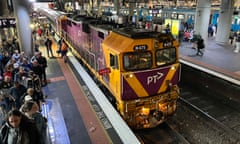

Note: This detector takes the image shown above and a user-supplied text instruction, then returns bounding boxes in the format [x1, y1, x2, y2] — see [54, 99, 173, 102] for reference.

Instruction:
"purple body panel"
[121, 66, 180, 100]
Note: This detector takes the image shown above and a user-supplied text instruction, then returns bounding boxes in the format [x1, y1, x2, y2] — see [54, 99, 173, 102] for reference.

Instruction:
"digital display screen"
[0, 18, 16, 28]
[152, 10, 158, 14]
[178, 14, 184, 19]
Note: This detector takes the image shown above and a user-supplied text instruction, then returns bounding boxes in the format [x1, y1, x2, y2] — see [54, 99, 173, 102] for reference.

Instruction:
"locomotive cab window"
[156, 47, 176, 66]
[110, 54, 118, 69]
[123, 52, 152, 71]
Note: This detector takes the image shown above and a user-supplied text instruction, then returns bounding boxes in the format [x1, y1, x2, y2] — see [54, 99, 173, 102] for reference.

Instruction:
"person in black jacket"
[196, 37, 205, 56]
[20, 101, 47, 144]
[234, 31, 240, 53]
[44, 37, 54, 58]
[35, 52, 48, 86]
[0, 109, 41, 144]
[9, 81, 27, 109]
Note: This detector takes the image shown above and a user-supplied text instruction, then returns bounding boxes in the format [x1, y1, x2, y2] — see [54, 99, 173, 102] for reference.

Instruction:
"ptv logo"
[147, 72, 164, 85]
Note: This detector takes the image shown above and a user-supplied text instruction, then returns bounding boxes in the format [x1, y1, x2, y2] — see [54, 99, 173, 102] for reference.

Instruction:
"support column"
[215, 0, 234, 45]
[12, 0, 33, 57]
[129, 3, 135, 23]
[113, 0, 120, 15]
[194, 0, 211, 43]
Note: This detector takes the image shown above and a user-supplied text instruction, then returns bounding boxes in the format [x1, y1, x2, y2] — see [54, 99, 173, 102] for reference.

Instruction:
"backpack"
[237, 34, 240, 42]
[19, 92, 28, 105]
[198, 39, 205, 49]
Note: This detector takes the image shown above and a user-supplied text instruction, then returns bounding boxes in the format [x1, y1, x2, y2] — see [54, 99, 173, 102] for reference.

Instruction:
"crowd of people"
[35, 25, 69, 61]
[0, 19, 70, 142]
[179, 22, 205, 56]
[0, 32, 49, 143]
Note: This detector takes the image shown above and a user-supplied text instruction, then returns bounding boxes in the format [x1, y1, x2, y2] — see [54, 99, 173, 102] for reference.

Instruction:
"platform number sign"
[0, 18, 16, 28]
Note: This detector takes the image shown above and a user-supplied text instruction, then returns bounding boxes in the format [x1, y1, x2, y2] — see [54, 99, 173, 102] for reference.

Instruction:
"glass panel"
[156, 48, 176, 66]
[123, 52, 152, 71]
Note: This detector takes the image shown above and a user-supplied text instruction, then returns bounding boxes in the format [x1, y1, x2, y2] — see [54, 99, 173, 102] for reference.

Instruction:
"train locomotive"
[38, 8, 181, 129]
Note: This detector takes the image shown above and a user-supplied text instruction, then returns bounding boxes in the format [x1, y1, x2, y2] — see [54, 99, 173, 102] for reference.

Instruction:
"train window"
[123, 52, 152, 71]
[110, 54, 118, 69]
[98, 31, 104, 39]
[156, 48, 176, 66]
[67, 20, 72, 26]
[72, 21, 77, 25]
[82, 23, 90, 33]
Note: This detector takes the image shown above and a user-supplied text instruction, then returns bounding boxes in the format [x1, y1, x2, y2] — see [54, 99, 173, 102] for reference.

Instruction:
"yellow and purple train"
[38, 8, 181, 129]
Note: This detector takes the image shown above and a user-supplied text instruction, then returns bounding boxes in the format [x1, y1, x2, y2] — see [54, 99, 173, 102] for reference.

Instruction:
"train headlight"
[158, 103, 167, 111]
[141, 107, 150, 115]
[126, 73, 134, 78]
[170, 65, 176, 70]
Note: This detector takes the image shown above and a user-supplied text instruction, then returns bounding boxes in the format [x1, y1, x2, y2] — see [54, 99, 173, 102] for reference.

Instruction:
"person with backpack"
[234, 31, 240, 53]
[20, 101, 47, 144]
[196, 37, 205, 56]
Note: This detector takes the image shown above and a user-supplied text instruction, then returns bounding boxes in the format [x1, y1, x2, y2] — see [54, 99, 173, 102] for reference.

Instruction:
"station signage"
[0, 18, 16, 28]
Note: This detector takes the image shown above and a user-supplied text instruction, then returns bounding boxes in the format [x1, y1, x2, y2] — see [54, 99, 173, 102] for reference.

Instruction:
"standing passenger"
[20, 101, 47, 144]
[35, 52, 48, 86]
[196, 37, 205, 56]
[44, 37, 54, 58]
[0, 76, 13, 111]
[212, 24, 217, 37]
[0, 109, 41, 144]
[31, 60, 43, 83]
[234, 31, 240, 53]
[9, 81, 27, 109]
[57, 38, 63, 56]
[61, 40, 68, 63]
[208, 24, 213, 37]
[229, 29, 235, 45]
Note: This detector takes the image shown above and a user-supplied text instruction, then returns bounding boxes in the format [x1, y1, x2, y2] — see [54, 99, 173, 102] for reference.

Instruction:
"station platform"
[40, 48, 112, 144]
[179, 37, 240, 84]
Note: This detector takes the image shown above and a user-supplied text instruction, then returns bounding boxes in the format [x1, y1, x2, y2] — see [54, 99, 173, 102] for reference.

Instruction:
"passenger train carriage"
[38, 8, 181, 129]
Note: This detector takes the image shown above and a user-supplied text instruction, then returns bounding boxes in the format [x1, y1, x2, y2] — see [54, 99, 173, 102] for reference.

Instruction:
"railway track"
[167, 87, 240, 143]
[134, 122, 190, 144]
[166, 63, 240, 144]
[180, 88, 240, 140]
[135, 86, 240, 144]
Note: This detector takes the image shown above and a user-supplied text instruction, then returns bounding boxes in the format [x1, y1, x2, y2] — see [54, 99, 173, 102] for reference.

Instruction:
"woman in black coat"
[0, 109, 41, 144]
[196, 38, 205, 56]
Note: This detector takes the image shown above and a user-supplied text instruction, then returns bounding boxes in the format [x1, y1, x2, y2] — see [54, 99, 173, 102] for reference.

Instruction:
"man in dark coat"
[44, 37, 54, 58]
[35, 52, 48, 86]
[9, 81, 27, 109]
[196, 38, 205, 56]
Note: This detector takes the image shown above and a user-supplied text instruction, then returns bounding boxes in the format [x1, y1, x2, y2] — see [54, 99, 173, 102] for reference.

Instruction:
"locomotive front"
[102, 28, 180, 129]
